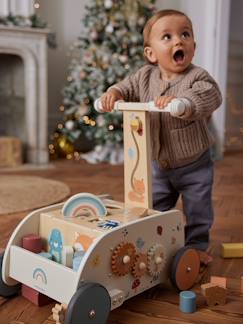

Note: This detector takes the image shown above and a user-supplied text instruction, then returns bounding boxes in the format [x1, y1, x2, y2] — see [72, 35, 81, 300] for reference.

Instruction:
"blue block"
[72, 255, 84, 271]
[74, 250, 85, 258]
[179, 290, 196, 313]
[38, 252, 52, 260]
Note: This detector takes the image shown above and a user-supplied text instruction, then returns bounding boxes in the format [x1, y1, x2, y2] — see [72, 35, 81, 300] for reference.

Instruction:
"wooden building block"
[221, 243, 243, 258]
[201, 282, 226, 306]
[179, 290, 196, 313]
[0, 136, 22, 167]
[21, 284, 53, 306]
[123, 207, 148, 221]
[22, 234, 42, 253]
[72, 255, 83, 271]
[210, 276, 227, 288]
[123, 107, 152, 209]
[61, 246, 74, 268]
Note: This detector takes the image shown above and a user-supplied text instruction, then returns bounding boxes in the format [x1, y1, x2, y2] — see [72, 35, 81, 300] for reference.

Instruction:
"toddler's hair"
[143, 9, 194, 47]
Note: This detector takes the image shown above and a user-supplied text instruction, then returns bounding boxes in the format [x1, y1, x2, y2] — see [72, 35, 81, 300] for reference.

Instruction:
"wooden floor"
[0, 151, 243, 323]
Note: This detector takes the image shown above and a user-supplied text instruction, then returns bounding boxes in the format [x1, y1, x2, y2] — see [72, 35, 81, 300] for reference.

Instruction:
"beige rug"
[0, 175, 70, 215]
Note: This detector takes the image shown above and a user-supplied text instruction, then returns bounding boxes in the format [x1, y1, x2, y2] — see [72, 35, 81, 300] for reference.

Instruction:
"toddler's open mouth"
[173, 50, 185, 64]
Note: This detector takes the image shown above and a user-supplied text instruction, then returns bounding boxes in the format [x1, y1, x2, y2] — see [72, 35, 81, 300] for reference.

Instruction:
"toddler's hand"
[154, 95, 176, 109]
[100, 89, 124, 112]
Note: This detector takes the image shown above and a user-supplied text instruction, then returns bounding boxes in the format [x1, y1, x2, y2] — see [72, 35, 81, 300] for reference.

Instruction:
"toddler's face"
[144, 15, 195, 80]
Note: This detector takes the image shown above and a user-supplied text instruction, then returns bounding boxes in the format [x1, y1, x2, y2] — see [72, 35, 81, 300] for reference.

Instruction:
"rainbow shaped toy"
[62, 193, 107, 218]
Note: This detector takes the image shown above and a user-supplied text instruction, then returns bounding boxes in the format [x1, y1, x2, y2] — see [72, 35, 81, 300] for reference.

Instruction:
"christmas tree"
[50, 0, 156, 164]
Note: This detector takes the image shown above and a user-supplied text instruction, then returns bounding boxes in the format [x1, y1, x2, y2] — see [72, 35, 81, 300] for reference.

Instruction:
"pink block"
[21, 284, 53, 306]
[22, 234, 42, 253]
[210, 276, 227, 288]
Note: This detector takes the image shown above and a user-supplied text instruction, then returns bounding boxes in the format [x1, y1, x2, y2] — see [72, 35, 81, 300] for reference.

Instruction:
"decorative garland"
[0, 13, 47, 29]
[0, 13, 56, 48]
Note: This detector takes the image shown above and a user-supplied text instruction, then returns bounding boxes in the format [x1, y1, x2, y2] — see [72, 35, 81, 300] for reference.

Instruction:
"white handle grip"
[94, 98, 124, 112]
[94, 98, 189, 117]
[148, 99, 186, 116]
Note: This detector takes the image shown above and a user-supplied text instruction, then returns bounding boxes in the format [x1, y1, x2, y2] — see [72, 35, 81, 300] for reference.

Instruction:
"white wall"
[39, 0, 86, 131]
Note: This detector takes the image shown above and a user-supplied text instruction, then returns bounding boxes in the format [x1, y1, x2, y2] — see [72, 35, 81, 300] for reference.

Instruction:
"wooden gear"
[52, 303, 67, 324]
[111, 242, 136, 276]
[131, 253, 148, 278]
[147, 244, 166, 277]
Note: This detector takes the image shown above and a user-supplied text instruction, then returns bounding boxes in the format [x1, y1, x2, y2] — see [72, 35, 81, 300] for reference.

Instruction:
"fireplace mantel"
[0, 26, 50, 164]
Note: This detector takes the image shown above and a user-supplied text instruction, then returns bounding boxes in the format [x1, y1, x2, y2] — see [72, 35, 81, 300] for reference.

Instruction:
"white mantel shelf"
[0, 25, 50, 34]
[0, 26, 50, 164]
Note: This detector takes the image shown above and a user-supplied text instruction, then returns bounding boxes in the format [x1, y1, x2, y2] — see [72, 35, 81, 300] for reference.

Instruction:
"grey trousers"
[152, 150, 214, 251]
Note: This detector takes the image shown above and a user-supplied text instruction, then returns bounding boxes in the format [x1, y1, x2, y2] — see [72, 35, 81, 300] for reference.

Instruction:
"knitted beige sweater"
[110, 63, 222, 168]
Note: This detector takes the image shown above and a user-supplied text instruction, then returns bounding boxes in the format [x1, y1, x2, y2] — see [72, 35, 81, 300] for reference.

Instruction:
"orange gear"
[111, 242, 136, 276]
[131, 253, 148, 278]
[147, 244, 166, 277]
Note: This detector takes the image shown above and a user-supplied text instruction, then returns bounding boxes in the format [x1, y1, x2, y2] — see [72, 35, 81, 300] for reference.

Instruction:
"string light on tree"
[34, 2, 40, 9]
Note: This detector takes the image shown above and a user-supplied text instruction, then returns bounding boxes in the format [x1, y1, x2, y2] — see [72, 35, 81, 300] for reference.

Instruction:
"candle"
[10, 0, 34, 16]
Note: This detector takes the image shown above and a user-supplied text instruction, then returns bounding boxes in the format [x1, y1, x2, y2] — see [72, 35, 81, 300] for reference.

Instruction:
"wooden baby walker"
[0, 100, 200, 324]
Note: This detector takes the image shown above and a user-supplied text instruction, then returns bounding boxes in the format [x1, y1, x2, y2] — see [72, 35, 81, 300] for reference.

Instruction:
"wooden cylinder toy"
[179, 290, 196, 313]
[61, 246, 74, 268]
[22, 234, 42, 253]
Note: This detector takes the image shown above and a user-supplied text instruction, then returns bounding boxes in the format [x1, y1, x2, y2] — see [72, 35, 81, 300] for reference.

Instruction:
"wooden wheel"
[0, 251, 20, 297]
[65, 283, 111, 324]
[170, 247, 200, 291]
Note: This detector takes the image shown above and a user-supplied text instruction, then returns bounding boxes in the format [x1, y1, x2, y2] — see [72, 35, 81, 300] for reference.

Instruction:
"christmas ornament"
[65, 120, 75, 131]
[104, 0, 113, 9]
[55, 135, 74, 157]
[105, 24, 114, 33]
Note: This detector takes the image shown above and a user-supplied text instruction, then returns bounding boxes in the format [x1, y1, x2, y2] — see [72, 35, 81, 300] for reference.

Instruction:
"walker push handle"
[94, 98, 189, 117]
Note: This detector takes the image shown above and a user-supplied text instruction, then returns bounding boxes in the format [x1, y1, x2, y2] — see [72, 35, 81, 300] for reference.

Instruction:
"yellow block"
[221, 243, 243, 258]
[0, 136, 22, 167]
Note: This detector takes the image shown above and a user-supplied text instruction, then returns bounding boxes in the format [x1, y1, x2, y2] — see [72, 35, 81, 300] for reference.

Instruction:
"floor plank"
[0, 151, 243, 323]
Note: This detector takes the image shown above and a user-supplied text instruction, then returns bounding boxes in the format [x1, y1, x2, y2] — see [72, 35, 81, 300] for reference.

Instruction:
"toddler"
[100, 9, 222, 264]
